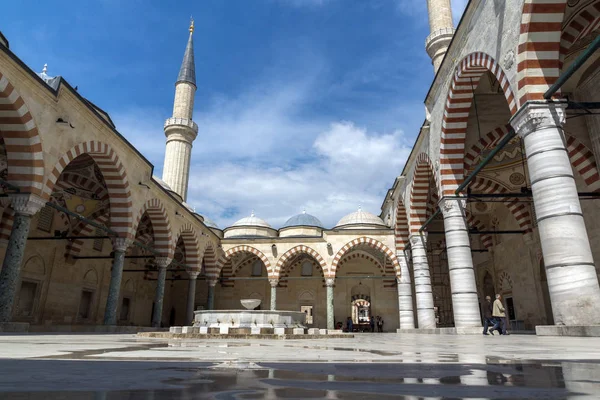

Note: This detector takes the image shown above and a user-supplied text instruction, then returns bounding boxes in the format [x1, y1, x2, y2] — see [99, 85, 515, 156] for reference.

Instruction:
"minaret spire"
[162, 20, 199, 202]
[425, 0, 455, 73]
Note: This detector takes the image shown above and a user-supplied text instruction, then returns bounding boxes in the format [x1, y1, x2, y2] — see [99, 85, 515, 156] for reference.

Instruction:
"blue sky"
[4, 0, 467, 228]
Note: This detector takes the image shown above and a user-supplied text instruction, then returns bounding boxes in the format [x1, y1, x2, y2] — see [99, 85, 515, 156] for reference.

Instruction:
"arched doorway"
[350, 284, 371, 332]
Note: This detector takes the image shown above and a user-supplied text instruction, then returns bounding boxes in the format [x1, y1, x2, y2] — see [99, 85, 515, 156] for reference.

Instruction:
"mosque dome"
[202, 215, 220, 230]
[231, 211, 272, 228]
[335, 207, 387, 229]
[282, 211, 324, 228]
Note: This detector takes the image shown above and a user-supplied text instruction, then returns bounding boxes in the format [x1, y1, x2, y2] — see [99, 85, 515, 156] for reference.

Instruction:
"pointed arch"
[42, 141, 133, 239]
[330, 237, 400, 278]
[0, 72, 45, 194]
[201, 241, 218, 278]
[463, 124, 513, 176]
[132, 199, 174, 259]
[336, 250, 385, 276]
[176, 223, 201, 270]
[440, 52, 517, 196]
[215, 245, 272, 278]
[274, 245, 327, 279]
[409, 153, 439, 234]
[560, 2, 600, 69]
[395, 199, 409, 252]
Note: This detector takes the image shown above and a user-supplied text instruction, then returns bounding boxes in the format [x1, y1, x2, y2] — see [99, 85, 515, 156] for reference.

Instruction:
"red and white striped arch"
[463, 125, 513, 176]
[470, 176, 534, 233]
[330, 237, 400, 278]
[465, 212, 493, 249]
[0, 72, 44, 194]
[394, 200, 409, 252]
[336, 251, 386, 276]
[278, 258, 325, 288]
[214, 245, 273, 279]
[274, 245, 327, 278]
[176, 223, 201, 270]
[0, 207, 14, 242]
[409, 153, 439, 234]
[201, 242, 218, 278]
[517, 0, 568, 103]
[42, 141, 133, 239]
[132, 199, 174, 259]
[560, 1, 600, 68]
[441, 52, 517, 196]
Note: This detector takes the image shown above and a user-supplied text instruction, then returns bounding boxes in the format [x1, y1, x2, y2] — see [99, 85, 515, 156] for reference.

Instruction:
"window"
[119, 297, 131, 321]
[301, 261, 313, 276]
[16, 281, 37, 317]
[78, 290, 93, 319]
[36, 206, 54, 233]
[251, 260, 262, 276]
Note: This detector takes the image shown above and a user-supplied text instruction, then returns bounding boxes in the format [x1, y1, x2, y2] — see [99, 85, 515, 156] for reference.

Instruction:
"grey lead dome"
[282, 212, 324, 228]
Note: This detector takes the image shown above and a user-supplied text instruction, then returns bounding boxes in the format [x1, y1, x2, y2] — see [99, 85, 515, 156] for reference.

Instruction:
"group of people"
[483, 294, 508, 335]
[344, 315, 384, 333]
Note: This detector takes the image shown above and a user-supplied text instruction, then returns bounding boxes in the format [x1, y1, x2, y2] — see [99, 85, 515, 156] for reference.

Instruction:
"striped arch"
[132, 199, 174, 259]
[470, 176, 534, 233]
[394, 199, 409, 253]
[215, 245, 273, 278]
[42, 141, 133, 239]
[560, 1, 600, 68]
[409, 153, 439, 234]
[201, 242, 218, 278]
[274, 245, 327, 279]
[0, 72, 44, 194]
[330, 237, 400, 278]
[336, 251, 386, 276]
[517, 0, 568, 103]
[463, 125, 513, 176]
[465, 211, 493, 249]
[0, 207, 14, 243]
[176, 223, 201, 270]
[441, 52, 517, 196]
[279, 258, 325, 288]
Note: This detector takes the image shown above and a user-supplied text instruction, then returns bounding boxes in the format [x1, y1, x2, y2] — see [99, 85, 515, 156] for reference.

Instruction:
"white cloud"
[187, 121, 411, 229]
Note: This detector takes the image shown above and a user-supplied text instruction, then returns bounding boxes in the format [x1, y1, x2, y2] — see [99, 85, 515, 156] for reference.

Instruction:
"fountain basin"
[194, 310, 306, 329]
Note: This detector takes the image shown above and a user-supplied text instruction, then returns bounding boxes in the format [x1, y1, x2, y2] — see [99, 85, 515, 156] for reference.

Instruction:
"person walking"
[370, 315, 375, 332]
[491, 294, 506, 335]
[482, 296, 494, 335]
[346, 316, 353, 333]
[377, 316, 384, 332]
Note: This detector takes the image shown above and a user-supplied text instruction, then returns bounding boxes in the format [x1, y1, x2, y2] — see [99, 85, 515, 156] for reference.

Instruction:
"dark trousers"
[491, 317, 506, 334]
[483, 317, 494, 334]
[377, 325, 383, 332]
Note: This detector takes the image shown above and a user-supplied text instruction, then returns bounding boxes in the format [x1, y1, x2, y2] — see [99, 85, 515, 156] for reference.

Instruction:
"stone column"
[269, 279, 278, 311]
[186, 270, 200, 325]
[151, 257, 171, 328]
[397, 251, 415, 329]
[326, 278, 335, 330]
[440, 198, 481, 328]
[103, 238, 131, 325]
[207, 280, 216, 310]
[0, 194, 45, 323]
[409, 234, 436, 329]
[512, 101, 600, 326]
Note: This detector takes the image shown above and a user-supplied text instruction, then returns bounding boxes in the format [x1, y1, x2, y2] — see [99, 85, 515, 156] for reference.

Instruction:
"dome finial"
[302, 208, 306, 214]
[189, 16, 194, 34]
[42, 63, 48, 74]
[251, 210, 255, 217]
[358, 204, 362, 212]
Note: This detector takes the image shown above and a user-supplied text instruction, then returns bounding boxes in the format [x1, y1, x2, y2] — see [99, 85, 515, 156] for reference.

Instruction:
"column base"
[0, 322, 29, 333]
[536, 325, 600, 337]
[397, 327, 482, 335]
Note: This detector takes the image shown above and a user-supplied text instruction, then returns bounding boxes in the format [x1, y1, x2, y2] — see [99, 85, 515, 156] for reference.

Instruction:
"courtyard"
[0, 332, 599, 398]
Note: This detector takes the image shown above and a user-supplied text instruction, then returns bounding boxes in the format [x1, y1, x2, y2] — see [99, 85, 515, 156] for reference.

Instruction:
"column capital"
[111, 237, 132, 253]
[268, 278, 279, 288]
[187, 269, 200, 279]
[409, 234, 427, 247]
[511, 101, 567, 138]
[325, 278, 335, 287]
[8, 193, 45, 216]
[438, 197, 466, 216]
[207, 279, 218, 287]
[155, 257, 172, 268]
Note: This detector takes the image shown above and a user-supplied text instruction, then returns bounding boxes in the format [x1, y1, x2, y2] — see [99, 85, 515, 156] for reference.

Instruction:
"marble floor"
[0, 332, 599, 398]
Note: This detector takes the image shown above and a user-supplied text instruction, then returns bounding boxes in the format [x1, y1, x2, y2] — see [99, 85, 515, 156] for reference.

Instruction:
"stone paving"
[0, 332, 599, 398]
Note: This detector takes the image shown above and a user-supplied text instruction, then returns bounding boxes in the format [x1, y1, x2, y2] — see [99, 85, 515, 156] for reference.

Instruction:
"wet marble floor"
[0, 333, 599, 398]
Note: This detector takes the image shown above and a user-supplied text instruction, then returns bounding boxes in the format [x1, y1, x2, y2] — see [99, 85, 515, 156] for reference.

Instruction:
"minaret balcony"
[425, 27, 455, 58]
[164, 117, 199, 134]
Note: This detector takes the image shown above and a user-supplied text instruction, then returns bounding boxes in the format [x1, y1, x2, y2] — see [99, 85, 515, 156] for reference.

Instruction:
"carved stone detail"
[8, 193, 45, 216]
[325, 278, 335, 287]
[111, 237, 132, 253]
[511, 102, 567, 138]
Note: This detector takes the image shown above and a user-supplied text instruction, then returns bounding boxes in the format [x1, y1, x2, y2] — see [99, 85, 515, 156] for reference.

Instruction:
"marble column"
[440, 198, 481, 328]
[186, 270, 199, 325]
[103, 238, 131, 325]
[326, 278, 335, 330]
[207, 280, 216, 310]
[409, 234, 436, 329]
[512, 101, 600, 326]
[269, 279, 278, 311]
[0, 194, 45, 323]
[397, 251, 415, 329]
[151, 257, 171, 328]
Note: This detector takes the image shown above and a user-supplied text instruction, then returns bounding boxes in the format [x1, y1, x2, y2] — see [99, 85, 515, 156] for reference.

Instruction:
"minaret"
[162, 19, 198, 202]
[425, 0, 455, 73]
